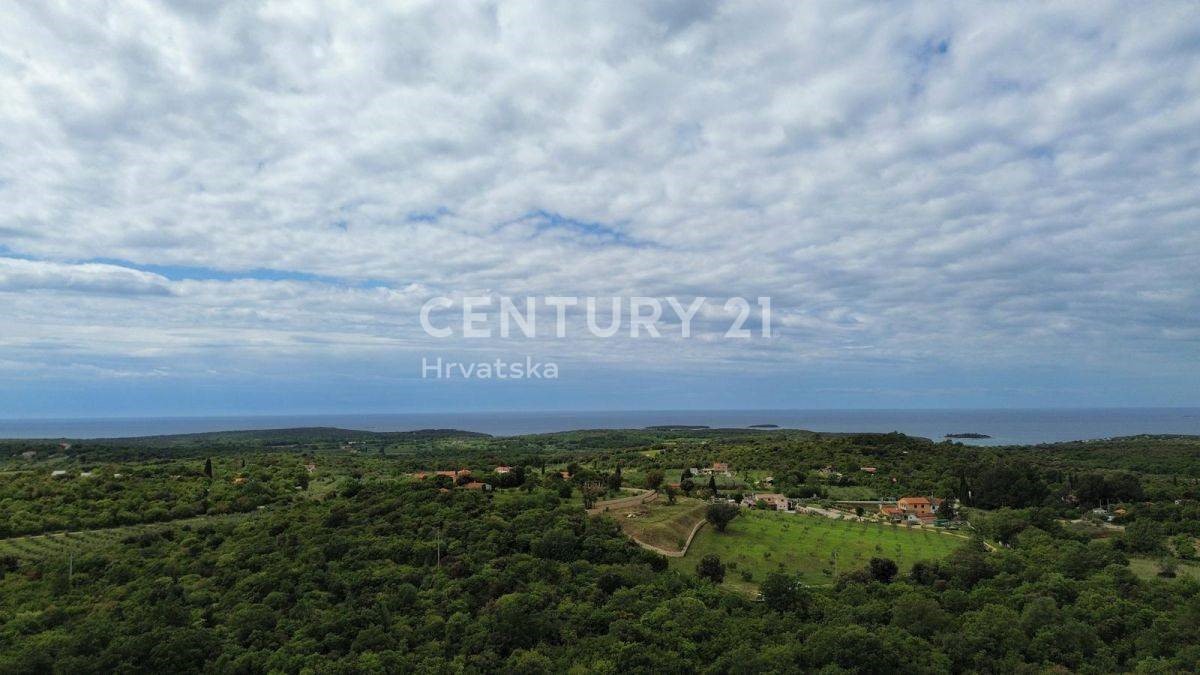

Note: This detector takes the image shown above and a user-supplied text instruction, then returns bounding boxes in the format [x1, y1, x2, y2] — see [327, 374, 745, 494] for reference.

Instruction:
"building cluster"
[409, 467, 502, 491]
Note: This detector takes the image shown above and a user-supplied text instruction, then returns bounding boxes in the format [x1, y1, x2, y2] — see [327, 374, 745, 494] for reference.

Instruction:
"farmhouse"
[860, 466, 877, 474]
[462, 481, 491, 491]
[883, 496, 944, 523]
[50, 469, 68, 478]
[494, 466, 512, 474]
[702, 462, 731, 476]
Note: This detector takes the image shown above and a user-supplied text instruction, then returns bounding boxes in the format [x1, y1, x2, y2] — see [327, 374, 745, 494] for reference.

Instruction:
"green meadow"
[1128, 556, 1200, 582]
[673, 509, 965, 593]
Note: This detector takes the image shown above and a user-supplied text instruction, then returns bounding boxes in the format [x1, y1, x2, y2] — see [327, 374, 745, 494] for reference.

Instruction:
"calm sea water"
[0, 408, 1198, 445]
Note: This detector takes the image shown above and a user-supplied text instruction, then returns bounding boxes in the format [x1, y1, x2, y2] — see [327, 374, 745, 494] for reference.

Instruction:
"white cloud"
[0, 1, 1197, 396]
[0, 257, 171, 295]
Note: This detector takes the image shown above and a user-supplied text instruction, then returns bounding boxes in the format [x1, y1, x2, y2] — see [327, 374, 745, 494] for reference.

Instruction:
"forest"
[1, 428, 1199, 673]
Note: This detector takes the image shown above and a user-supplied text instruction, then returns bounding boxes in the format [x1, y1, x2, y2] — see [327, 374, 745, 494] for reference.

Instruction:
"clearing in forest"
[673, 509, 964, 593]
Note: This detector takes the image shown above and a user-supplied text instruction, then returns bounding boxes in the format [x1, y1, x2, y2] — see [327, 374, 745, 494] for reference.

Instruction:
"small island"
[749, 424, 780, 428]
[945, 432, 991, 439]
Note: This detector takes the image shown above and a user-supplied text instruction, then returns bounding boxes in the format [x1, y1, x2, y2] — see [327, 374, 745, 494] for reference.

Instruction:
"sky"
[1, 1, 1198, 417]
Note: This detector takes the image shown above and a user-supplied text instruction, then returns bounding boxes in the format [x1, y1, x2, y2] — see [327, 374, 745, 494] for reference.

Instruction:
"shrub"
[697, 554, 725, 583]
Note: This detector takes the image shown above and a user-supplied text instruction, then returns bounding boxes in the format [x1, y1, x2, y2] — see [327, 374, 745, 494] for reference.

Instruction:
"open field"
[0, 511, 259, 562]
[607, 496, 708, 553]
[1128, 556, 1200, 582]
[672, 509, 965, 593]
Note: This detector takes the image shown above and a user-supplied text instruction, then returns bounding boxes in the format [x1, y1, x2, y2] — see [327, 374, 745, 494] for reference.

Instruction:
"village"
[405, 458, 960, 531]
[671, 461, 958, 527]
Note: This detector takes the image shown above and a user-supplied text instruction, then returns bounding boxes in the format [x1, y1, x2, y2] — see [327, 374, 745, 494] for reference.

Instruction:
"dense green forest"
[2, 428, 1199, 672]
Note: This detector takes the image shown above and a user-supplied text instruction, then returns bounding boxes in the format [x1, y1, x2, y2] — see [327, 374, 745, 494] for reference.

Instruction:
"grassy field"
[1128, 556, 1200, 582]
[608, 496, 708, 553]
[672, 509, 965, 593]
[0, 511, 259, 562]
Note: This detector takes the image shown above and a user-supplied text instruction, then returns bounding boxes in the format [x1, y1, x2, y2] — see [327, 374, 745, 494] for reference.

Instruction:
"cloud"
[0, 258, 172, 296]
[0, 1, 1197, 409]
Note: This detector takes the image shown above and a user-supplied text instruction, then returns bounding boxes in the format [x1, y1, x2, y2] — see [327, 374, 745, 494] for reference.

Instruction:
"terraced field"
[608, 496, 708, 554]
[672, 509, 966, 593]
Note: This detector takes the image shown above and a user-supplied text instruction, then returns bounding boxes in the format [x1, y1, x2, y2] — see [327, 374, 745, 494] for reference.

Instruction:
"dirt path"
[587, 488, 656, 515]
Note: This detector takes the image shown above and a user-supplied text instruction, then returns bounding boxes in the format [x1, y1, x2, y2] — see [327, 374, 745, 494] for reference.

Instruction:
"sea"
[0, 408, 1198, 446]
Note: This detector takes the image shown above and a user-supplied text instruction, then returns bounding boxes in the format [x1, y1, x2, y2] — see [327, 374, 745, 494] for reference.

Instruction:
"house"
[711, 462, 730, 473]
[494, 466, 512, 474]
[462, 481, 491, 491]
[894, 496, 943, 523]
[559, 470, 571, 480]
[79, 471, 94, 478]
[753, 493, 789, 511]
[412, 471, 430, 480]
[436, 469, 472, 479]
[860, 467, 877, 474]
[21, 451, 36, 460]
[880, 505, 905, 522]
[233, 476, 247, 485]
[305, 463, 317, 474]
[50, 469, 68, 478]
